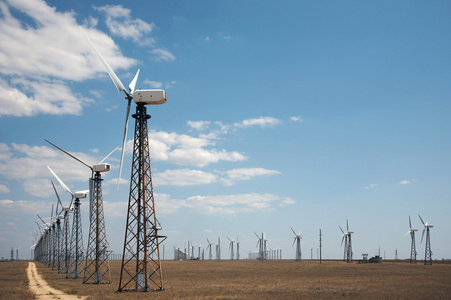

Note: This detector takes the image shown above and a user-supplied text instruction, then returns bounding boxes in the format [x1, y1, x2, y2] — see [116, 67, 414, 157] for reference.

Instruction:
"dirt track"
[27, 262, 86, 300]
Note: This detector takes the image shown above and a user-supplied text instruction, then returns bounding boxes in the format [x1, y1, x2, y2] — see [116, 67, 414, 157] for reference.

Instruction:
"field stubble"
[2, 259, 451, 299]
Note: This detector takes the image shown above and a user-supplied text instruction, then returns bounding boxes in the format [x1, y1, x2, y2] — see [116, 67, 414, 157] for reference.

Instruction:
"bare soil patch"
[27, 261, 86, 299]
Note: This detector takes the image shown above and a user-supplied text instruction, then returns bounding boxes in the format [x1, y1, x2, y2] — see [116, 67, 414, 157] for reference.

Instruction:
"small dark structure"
[368, 255, 382, 263]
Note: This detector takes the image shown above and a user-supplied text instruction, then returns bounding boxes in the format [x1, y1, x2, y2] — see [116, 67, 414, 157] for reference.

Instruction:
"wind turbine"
[48, 166, 87, 278]
[82, 29, 167, 292]
[419, 215, 433, 265]
[50, 180, 73, 275]
[206, 238, 215, 260]
[254, 232, 266, 261]
[291, 227, 302, 261]
[227, 237, 235, 260]
[404, 216, 418, 264]
[45, 140, 115, 284]
[339, 220, 353, 263]
[49, 182, 65, 272]
[236, 237, 240, 260]
[216, 237, 221, 260]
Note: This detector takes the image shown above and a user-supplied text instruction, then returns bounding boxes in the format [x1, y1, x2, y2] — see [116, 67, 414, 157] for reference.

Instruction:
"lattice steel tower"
[406, 216, 417, 264]
[118, 103, 166, 292]
[419, 215, 433, 266]
[68, 198, 84, 279]
[424, 228, 432, 265]
[83, 172, 111, 284]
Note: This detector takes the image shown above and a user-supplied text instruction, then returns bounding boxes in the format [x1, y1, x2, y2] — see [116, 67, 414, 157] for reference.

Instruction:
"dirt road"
[27, 262, 86, 300]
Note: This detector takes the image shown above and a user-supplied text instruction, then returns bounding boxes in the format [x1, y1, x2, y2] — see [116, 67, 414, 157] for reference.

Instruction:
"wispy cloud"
[153, 193, 294, 216]
[150, 48, 176, 62]
[154, 169, 218, 186]
[364, 183, 378, 190]
[154, 167, 281, 187]
[290, 115, 303, 122]
[234, 116, 281, 128]
[95, 5, 155, 45]
[220, 168, 281, 186]
[400, 179, 415, 185]
[0, 184, 10, 193]
[187, 121, 211, 131]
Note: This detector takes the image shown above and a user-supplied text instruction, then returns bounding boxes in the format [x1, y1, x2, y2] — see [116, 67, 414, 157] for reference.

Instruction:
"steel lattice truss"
[410, 231, 417, 264]
[118, 104, 165, 292]
[424, 228, 432, 265]
[56, 219, 63, 272]
[68, 199, 84, 279]
[345, 235, 353, 263]
[62, 212, 70, 275]
[83, 173, 111, 284]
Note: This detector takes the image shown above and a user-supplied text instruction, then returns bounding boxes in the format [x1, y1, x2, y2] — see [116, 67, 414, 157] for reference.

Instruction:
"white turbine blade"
[409, 215, 412, 229]
[418, 214, 425, 226]
[81, 28, 129, 96]
[118, 100, 131, 187]
[290, 227, 297, 236]
[129, 69, 140, 94]
[47, 166, 73, 196]
[292, 238, 296, 247]
[421, 228, 425, 243]
[404, 230, 411, 237]
[45, 139, 92, 170]
[99, 146, 119, 164]
[339, 225, 344, 234]
[50, 181, 64, 211]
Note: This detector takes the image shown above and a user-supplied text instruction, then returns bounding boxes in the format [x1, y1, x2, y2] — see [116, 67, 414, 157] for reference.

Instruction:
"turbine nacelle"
[93, 163, 111, 173]
[133, 90, 167, 105]
[74, 190, 89, 199]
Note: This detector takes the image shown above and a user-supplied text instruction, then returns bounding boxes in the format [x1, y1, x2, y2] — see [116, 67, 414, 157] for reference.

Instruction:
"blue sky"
[0, 0, 450, 261]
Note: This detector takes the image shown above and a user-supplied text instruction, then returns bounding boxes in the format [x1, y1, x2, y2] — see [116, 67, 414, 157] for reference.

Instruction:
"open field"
[2, 259, 451, 299]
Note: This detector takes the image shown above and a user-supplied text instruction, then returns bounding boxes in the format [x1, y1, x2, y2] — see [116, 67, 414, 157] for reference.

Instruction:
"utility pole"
[319, 229, 322, 264]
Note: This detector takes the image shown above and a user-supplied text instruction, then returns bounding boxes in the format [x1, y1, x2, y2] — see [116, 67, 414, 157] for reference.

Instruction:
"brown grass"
[3, 259, 451, 299]
[0, 261, 35, 300]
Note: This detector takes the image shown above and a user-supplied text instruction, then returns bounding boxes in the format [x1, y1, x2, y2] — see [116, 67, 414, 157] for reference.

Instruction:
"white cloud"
[220, 168, 281, 186]
[149, 130, 247, 167]
[0, 184, 10, 193]
[400, 180, 415, 185]
[0, 143, 105, 196]
[187, 121, 211, 131]
[154, 169, 218, 186]
[0, 0, 136, 117]
[151, 193, 294, 216]
[364, 183, 378, 189]
[143, 80, 163, 88]
[0, 198, 56, 216]
[186, 193, 293, 215]
[150, 48, 176, 62]
[234, 116, 281, 128]
[95, 5, 155, 45]
[0, 78, 88, 117]
[290, 116, 303, 122]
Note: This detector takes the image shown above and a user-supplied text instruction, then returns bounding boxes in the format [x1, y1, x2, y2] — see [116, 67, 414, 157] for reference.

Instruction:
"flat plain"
[2, 259, 451, 299]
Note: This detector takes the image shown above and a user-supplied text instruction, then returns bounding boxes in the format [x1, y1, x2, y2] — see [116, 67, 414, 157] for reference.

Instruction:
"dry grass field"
[2, 259, 451, 299]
